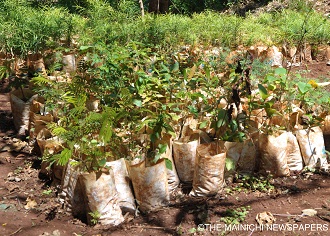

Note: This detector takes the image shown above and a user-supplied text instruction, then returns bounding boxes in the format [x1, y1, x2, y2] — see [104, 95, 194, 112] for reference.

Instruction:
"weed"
[220, 206, 250, 225]
[227, 175, 275, 193]
[42, 189, 53, 195]
[14, 166, 23, 175]
[88, 210, 100, 225]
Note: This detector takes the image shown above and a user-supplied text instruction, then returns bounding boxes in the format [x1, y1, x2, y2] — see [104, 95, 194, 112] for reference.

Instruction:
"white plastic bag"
[106, 159, 136, 214]
[287, 132, 303, 171]
[295, 126, 328, 168]
[129, 159, 169, 212]
[10, 88, 38, 135]
[59, 161, 86, 219]
[80, 169, 124, 226]
[259, 131, 290, 177]
[190, 142, 226, 197]
[173, 138, 199, 183]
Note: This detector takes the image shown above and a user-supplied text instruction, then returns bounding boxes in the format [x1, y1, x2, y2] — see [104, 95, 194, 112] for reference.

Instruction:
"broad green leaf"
[265, 74, 277, 83]
[199, 120, 208, 129]
[98, 158, 106, 168]
[274, 67, 287, 76]
[225, 158, 235, 171]
[90, 139, 98, 144]
[297, 81, 312, 94]
[153, 153, 161, 163]
[165, 158, 173, 170]
[158, 143, 168, 154]
[170, 61, 179, 72]
[150, 133, 160, 143]
[133, 99, 142, 107]
[267, 84, 276, 91]
[258, 84, 269, 100]
[79, 45, 93, 51]
[265, 100, 274, 108]
[217, 109, 227, 128]
[81, 137, 88, 142]
[265, 108, 277, 118]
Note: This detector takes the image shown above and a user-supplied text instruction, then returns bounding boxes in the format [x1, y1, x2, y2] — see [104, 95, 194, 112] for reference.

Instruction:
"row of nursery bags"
[57, 125, 328, 226]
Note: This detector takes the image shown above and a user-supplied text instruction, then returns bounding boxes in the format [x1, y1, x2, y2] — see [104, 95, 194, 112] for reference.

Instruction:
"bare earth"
[0, 61, 330, 236]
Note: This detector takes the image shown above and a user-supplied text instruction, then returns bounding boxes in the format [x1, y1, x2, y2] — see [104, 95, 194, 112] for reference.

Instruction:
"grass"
[1, 0, 330, 55]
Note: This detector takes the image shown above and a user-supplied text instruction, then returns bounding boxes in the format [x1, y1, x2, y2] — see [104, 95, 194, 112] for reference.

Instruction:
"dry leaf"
[24, 198, 38, 210]
[256, 211, 276, 225]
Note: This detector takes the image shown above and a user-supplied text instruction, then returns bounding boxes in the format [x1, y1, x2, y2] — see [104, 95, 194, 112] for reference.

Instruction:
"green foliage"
[88, 210, 101, 225]
[220, 206, 250, 225]
[0, 0, 83, 55]
[228, 175, 275, 193]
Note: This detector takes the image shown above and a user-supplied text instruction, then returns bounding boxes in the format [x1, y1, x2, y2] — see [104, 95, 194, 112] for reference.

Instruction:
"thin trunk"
[149, 0, 169, 14]
[139, 0, 145, 18]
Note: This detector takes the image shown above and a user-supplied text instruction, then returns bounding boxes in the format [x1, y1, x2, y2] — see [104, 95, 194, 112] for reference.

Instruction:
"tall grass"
[0, 0, 329, 54]
[78, 7, 330, 50]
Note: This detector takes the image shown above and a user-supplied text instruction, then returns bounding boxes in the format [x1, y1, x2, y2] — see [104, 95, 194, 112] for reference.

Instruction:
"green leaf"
[79, 45, 93, 51]
[100, 119, 112, 143]
[153, 152, 161, 163]
[297, 82, 312, 94]
[90, 139, 98, 144]
[158, 143, 168, 154]
[133, 99, 142, 107]
[258, 84, 269, 100]
[217, 109, 227, 128]
[267, 84, 276, 91]
[170, 61, 179, 72]
[150, 133, 160, 143]
[199, 120, 208, 129]
[265, 108, 277, 118]
[98, 158, 106, 168]
[165, 158, 173, 170]
[274, 67, 287, 76]
[55, 148, 72, 166]
[225, 158, 235, 171]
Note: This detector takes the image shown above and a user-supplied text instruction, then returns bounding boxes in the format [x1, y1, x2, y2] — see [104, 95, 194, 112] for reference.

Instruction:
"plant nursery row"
[5, 41, 330, 225]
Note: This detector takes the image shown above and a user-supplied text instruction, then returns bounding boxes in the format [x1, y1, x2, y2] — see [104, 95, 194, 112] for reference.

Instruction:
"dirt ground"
[0, 61, 330, 236]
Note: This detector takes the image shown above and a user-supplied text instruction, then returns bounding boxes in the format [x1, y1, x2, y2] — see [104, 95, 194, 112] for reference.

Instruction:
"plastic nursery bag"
[173, 137, 199, 183]
[106, 159, 136, 214]
[79, 169, 124, 226]
[237, 139, 258, 174]
[155, 134, 180, 192]
[129, 159, 169, 212]
[223, 139, 257, 177]
[190, 142, 226, 197]
[321, 115, 330, 135]
[59, 161, 86, 220]
[259, 131, 290, 177]
[295, 126, 328, 168]
[286, 132, 303, 171]
[10, 88, 38, 135]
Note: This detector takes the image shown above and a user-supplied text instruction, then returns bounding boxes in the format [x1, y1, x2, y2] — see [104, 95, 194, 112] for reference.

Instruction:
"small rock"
[302, 209, 317, 216]
[7, 177, 15, 182]
[14, 177, 22, 182]
[52, 230, 61, 236]
[7, 172, 14, 178]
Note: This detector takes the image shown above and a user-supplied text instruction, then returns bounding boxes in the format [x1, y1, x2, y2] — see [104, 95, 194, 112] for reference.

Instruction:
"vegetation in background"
[0, 0, 329, 55]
